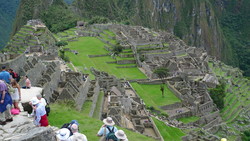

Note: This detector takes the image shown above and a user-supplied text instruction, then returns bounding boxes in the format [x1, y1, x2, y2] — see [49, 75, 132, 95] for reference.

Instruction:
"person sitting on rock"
[56, 128, 71, 141]
[97, 117, 118, 139]
[0, 80, 13, 125]
[22, 76, 31, 89]
[30, 97, 49, 127]
[10, 79, 21, 111]
[68, 124, 88, 141]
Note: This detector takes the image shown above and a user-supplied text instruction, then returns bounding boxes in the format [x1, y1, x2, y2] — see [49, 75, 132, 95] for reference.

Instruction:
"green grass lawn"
[65, 37, 146, 80]
[131, 83, 181, 112]
[92, 92, 104, 119]
[48, 102, 157, 141]
[177, 116, 200, 124]
[152, 117, 186, 141]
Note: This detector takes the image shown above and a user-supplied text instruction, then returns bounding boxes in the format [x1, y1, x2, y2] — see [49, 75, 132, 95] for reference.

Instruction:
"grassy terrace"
[177, 116, 200, 124]
[131, 83, 181, 113]
[152, 117, 186, 141]
[49, 102, 156, 141]
[65, 37, 146, 80]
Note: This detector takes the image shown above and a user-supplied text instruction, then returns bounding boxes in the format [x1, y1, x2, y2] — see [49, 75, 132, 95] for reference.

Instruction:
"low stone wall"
[116, 65, 136, 68]
[166, 82, 184, 101]
[149, 117, 164, 141]
[0, 54, 26, 73]
[88, 54, 109, 58]
[160, 102, 182, 110]
[117, 60, 136, 64]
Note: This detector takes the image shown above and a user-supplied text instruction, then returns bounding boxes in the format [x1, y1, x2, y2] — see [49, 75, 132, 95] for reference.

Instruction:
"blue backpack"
[106, 127, 118, 141]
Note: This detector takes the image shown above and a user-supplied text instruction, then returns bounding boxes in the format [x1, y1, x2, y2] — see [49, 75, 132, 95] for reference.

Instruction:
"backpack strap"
[107, 126, 112, 133]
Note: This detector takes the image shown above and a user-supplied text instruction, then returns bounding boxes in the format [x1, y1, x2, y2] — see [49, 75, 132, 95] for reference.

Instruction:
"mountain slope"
[0, 0, 19, 49]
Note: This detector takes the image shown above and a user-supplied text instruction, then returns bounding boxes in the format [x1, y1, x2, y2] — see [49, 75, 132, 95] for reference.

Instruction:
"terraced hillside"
[4, 22, 57, 54]
[209, 59, 250, 140]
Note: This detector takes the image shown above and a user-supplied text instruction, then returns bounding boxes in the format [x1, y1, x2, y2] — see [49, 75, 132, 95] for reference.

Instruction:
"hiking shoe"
[0, 121, 6, 125]
[5, 118, 13, 122]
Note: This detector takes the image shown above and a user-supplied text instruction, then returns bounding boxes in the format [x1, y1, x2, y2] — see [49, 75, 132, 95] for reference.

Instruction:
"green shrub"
[209, 84, 226, 109]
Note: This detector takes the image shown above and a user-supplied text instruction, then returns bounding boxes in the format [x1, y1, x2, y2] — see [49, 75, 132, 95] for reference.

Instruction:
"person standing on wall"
[0, 80, 13, 125]
[0, 66, 11, 84]
[10, 79, 21, 111]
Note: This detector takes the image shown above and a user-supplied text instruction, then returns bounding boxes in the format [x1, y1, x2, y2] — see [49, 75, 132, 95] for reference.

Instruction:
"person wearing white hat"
[68, 124, 88, 141]
[221, 138, 227, 141]
[97, 117, 118, 138]
[56, 128, 71, 141]
[30, 97, 49, 127]
[115, 130, 128, 141]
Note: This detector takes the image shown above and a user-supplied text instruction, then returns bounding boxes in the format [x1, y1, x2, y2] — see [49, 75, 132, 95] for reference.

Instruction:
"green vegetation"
[92, 92, 104, 119]
[218, 0, 250, 76]
[64, 37, 146, 79]
[209, 84, 226, 110]
[56, 41, 68, 47]
[154, 67, 169, 97]
[0, 0, 19, 49]
[131, 83, 180, 112]
[177, 116, 200, 124]
[241, 129, 250, 141]
[48, 101, 157, 141]
[152, 117, 186, 141]
[40, 2, 77, 33]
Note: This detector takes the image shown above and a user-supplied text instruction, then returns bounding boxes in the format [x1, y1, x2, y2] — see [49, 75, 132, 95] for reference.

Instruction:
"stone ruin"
[5, 20, 57, 59]
[91, 68, 163, 140]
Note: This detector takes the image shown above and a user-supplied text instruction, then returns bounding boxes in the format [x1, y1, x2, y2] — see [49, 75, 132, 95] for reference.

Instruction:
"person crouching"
[30, 97, 49, 127]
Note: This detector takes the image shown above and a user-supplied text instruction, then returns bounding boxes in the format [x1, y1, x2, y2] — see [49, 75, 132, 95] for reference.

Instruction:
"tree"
[56, 41, 68, 47]
[112, 43, 123, 56]
[153, 67, 169, 97]
[209, 84, 226, 110]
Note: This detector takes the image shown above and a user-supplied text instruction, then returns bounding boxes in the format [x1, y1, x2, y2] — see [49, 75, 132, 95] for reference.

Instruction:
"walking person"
[10, 79, 21, 111]
[0, 80, 13, 125]
[115, 130, 128, 141]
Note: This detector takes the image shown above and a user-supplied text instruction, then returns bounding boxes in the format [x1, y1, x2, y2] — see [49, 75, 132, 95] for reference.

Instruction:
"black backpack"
[106, 127, 118, 141]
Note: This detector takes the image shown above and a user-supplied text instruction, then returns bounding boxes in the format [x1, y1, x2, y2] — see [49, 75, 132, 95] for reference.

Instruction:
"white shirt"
[39, 98, 47, 106]
[68, 132, 88, 141]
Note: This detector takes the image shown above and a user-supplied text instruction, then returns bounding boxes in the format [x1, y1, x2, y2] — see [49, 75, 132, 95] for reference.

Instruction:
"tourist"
[30, 97, 49, 127]
[10, 79, 21, 111]
[68, 124, 88, 141]
[61, 120, 79, 136]
[56, 128, 71, 141]
[36, 94, 47, 106]
[0, 80, 13, 125]
[221, 138, 227, 141]
[115, 130, 128, 141]
[28, 94, 47, 117]
[0, 66, 11, 84]
[97, 117, 118, 139]
[8, 69, 20, 82]
[22, 76, 31, 89]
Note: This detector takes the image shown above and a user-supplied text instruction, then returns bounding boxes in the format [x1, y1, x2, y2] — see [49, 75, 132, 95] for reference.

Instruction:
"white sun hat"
[103, 117, 115, 126]
[30, 97, 39, 105]
[115, 130, 127, 140]
[56, 128, 70, 141]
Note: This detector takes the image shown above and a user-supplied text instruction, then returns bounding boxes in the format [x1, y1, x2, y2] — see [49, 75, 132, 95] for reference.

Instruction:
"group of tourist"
[0, 66, 31, 125]
[56, 117, 128, 141]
